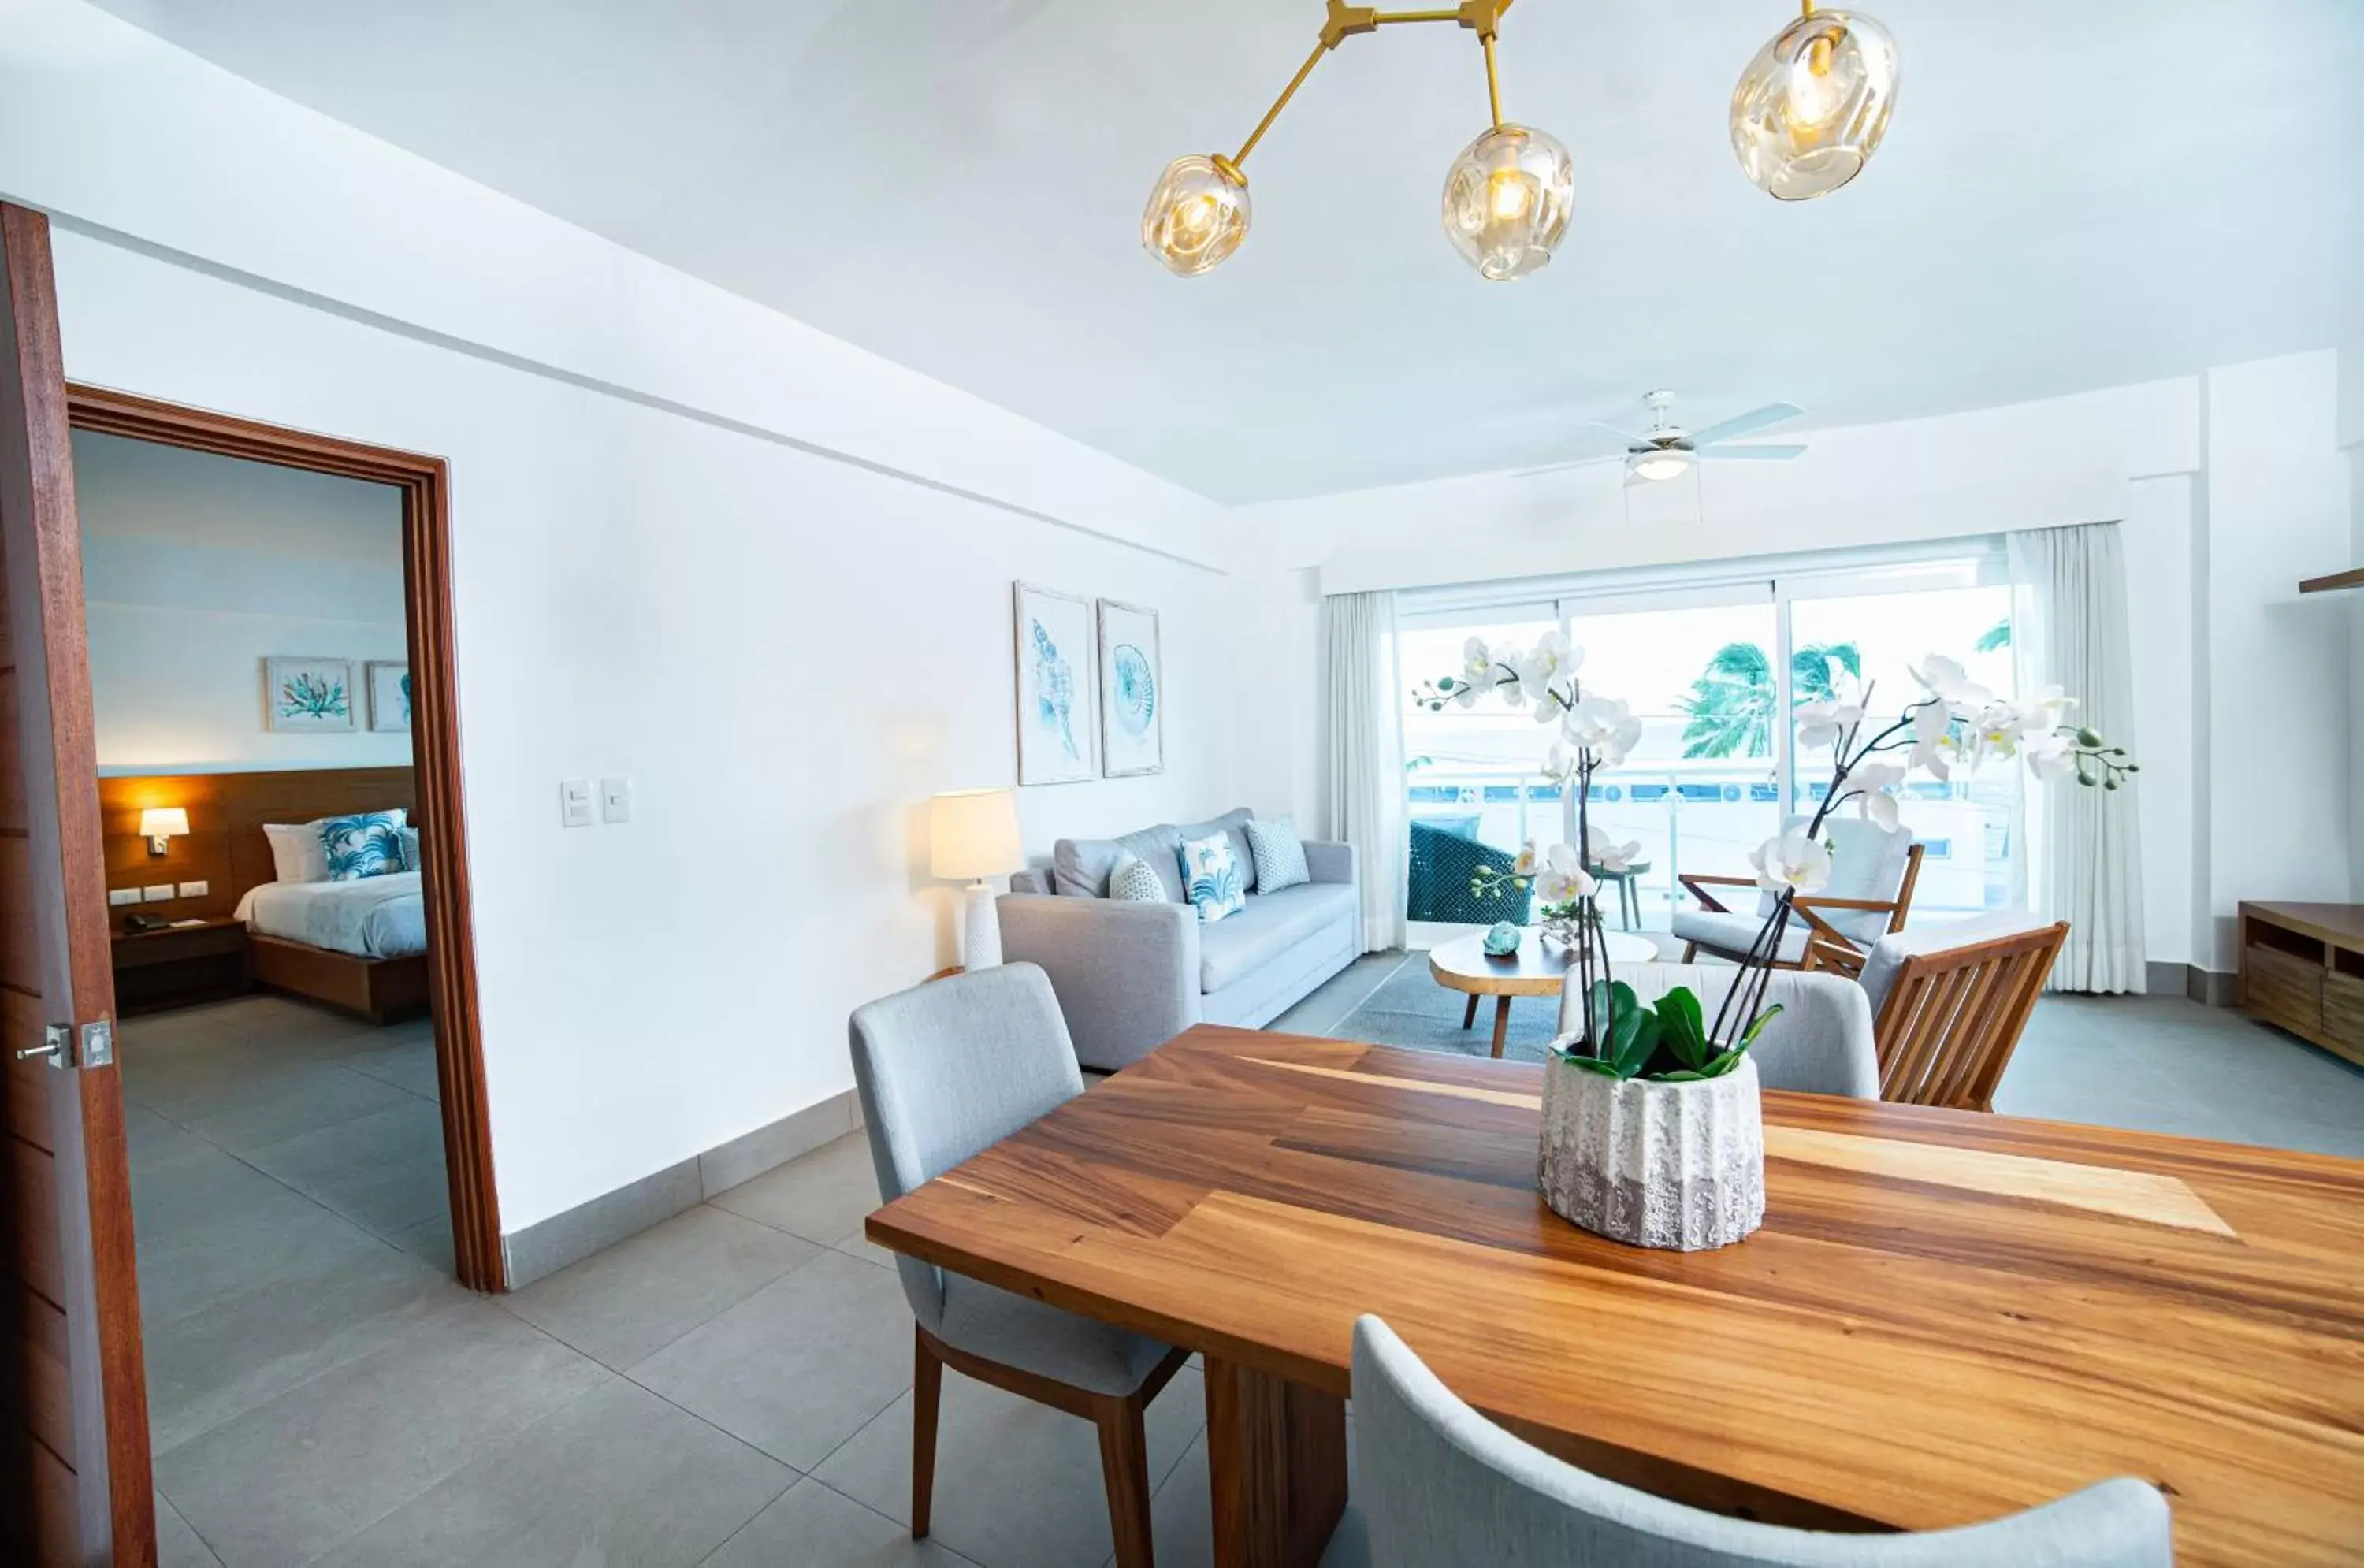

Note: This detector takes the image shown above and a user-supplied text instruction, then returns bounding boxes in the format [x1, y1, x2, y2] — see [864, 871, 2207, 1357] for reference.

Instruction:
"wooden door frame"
[65, 385, 505, 1292]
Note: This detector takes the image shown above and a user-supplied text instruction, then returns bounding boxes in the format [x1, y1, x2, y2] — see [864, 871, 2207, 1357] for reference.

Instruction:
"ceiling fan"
[1516, 391, 1807, 484]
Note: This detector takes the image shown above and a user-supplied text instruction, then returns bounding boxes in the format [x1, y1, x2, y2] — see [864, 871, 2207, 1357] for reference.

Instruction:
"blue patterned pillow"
[1108, 853, 1165, 902]
[320, 810, 407, 882]
[1243, 816, 1310, 894]
[396, 825, 422, 874]
[1177, 832, 1245, 925]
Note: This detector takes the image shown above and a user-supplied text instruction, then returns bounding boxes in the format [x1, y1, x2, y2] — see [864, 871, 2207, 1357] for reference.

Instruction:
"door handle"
[17, 1024, 68, 1068]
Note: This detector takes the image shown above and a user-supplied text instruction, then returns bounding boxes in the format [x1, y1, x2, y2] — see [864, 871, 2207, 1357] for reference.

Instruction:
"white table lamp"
[931, 787, 1024, 969]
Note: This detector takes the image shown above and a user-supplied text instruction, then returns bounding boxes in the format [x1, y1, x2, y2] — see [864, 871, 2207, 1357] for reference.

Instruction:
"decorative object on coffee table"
[1481, 920, 1520, 957]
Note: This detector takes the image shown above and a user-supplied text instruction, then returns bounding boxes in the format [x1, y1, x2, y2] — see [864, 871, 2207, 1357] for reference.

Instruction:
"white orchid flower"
[1585, 824, 1643, 873]
[2025, 730, 2079, 782]
[1848, 760, 1906, 831]
[2022, 683, 2076, 731]
[1563, 697, 1641, 764]
[1454, 637, 1493, 708]
[1794, 697, 1865, 752]
[1542, 739, 1579, 783]
[1510, 841, 1544, 877]
[1912, 652, 1994, 719]
[1908, 701, 1953, 781]
[1533, 842, 1596, 906]
[1750, 830, 1832, 896]
[1971, 700, 2025, 761]
[1518, 632, 1579, 697]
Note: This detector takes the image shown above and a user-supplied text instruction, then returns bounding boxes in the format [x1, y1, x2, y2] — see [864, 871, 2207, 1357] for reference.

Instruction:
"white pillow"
[262, 820, 333, 883]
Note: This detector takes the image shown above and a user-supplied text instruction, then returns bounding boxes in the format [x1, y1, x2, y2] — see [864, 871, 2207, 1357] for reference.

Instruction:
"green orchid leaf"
[1699, 1046, 1747, 1078]
[1738, 1003, 1785, 1049]
[1653, 1069, 1708, 1082]
[1613, 1010, 1660, 1079]
[1658, 987, 1708, 1068]
[1560, 1053, 1623, 1076]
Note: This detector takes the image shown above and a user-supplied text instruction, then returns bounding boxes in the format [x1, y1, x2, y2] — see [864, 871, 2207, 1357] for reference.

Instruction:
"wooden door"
[0, 204, 155, 1562]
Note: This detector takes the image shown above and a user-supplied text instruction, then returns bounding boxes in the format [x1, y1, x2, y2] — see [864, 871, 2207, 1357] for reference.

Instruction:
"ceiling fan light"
[1440, 124, 1574, 281]
[1630, 451, 1693, 483]
[1142, 154, 1252, 277]
[1730, 9, 1898, 201]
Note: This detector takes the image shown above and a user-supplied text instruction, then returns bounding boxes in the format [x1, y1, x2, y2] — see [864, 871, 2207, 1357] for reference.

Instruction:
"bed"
[99, 767, 432, 1024]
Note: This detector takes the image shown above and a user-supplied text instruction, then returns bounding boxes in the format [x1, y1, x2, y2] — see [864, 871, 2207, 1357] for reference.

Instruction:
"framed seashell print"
[1013, 583, 1098, 786]
[1096, 599, 1163, 778]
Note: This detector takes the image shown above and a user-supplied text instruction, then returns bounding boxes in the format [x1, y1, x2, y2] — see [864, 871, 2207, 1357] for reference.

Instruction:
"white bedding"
[236, 872, 427, 960]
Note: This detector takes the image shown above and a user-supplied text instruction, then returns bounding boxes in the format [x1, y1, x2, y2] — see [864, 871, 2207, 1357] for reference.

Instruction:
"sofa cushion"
[1179, 831, 1247, 924]
[1177, 808, 1258, 894]
[1199, 882, 1357, 993]
[1054, 823, 1184, 900]
[1108, 853, 1166, 902]
[1245, 816, 1311, 893]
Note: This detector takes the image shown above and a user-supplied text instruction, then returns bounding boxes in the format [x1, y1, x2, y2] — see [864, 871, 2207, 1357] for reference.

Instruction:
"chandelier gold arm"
[1228, 0, 1518, 171]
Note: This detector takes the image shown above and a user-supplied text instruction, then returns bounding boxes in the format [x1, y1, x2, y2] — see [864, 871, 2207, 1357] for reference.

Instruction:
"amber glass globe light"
[1730, 8, 1898, 201]
[1440, 124, 1574, 281]
[1142, 154, 1253, 277]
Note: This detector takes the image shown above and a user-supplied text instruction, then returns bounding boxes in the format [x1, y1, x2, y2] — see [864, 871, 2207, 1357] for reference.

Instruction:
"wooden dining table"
[865, 1024, 2364, 1567]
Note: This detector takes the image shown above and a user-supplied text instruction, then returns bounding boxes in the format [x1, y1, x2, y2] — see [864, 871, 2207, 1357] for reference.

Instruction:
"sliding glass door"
[1399, 544, 2016, 938]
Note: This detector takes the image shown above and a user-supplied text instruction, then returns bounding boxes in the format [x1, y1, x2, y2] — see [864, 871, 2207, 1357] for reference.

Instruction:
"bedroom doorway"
[64, 385, 500, 1304]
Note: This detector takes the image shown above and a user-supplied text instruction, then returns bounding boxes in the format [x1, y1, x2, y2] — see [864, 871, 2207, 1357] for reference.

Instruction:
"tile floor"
[124, 964, 2364, 1566]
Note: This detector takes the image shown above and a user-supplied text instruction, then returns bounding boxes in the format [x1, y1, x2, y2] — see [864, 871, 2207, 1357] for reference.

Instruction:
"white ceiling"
[91, 0, 2364, 503]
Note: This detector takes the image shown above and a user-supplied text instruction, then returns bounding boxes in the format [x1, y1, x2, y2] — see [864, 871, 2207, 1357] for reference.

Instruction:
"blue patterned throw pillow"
[1177, 832, 1245, 925]
[1243, 816, 1310, 894]
[397, 825, 422, 873]
[320, 809, 407, 882]
[1108, 853, 1165, 902]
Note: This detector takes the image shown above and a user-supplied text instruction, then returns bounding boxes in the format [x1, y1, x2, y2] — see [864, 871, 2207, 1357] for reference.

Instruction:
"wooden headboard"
[96, 767, 418, 923]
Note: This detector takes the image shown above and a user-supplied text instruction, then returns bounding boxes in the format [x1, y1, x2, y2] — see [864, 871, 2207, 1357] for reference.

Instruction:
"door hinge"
[16, 1020, 113, 1070]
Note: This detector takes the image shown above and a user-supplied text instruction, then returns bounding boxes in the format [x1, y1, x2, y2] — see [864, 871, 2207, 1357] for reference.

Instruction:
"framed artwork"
[1096, 599, 1164, 777]
[263, 656, 356, 732]
[367, 660, 412, 733]
[1013, 582, 1097, 786]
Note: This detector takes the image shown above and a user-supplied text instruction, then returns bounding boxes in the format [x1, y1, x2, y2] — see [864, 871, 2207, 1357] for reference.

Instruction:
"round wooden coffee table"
[1428, 929, 1658, 1059]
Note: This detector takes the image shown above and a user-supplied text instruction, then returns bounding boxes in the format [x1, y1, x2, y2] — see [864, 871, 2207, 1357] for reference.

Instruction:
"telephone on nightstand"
[123, 913, 170, 934]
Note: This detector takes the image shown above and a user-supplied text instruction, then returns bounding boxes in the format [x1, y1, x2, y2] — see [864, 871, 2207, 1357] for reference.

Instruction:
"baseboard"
[501, 1087, 863, 1290]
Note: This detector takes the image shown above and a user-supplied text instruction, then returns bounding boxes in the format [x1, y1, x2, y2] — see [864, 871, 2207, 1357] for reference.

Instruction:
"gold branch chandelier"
[1142, 0, 1898, 281]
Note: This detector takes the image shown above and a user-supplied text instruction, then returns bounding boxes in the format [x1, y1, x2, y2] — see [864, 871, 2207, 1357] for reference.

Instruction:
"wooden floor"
[872, 1024, 2364, 1567]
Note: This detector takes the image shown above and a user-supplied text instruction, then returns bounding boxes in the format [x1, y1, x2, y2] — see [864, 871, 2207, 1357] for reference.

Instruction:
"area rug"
[1325, 954, 1567, 1063]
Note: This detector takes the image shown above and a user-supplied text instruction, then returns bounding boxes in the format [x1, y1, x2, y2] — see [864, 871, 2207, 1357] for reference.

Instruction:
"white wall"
[2, 0, 1239, 1235]
[1223, 361, 2355, 979]
[2340, 340, 2364, 903]
[75, 430, 413, 775]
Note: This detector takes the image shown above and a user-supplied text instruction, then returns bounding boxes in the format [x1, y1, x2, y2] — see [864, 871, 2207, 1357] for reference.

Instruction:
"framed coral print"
[367, 660, 412, 733]
[263, 656, 356, 732]
[1096, 599, 1163, 778]
[1013, 583, 1097, 786]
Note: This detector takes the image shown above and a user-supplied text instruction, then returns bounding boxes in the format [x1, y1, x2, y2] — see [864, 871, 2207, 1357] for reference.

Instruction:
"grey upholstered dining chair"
[849, 964, 1188, 1568]
[1319, 1315, 2172, 1568]
[1557, 963, 1879, 1098]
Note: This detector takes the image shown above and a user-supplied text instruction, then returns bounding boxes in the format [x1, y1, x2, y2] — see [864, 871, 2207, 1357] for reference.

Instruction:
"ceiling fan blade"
[1686, 403, 1805, 448]
[1695, 443, 1807, 460]
[1511, 455, 1622, 480]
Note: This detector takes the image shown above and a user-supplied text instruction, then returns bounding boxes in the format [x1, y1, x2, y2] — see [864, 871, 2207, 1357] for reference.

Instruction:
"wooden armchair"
[1806, 913, 2068, 1110]
[1674, 818, 1924, 969]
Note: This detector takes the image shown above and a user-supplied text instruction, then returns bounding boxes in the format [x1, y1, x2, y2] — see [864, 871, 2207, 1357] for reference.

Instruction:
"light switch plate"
[108, 887, 141, 908]
[599, 777, 631, 824]
[560, 778, 594, 828]
[143, 884, 177, 903]
[179, 880, 210, 899]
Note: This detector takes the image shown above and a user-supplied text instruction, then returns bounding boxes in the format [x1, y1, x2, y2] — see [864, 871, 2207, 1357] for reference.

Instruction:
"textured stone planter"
[1537, 1053, 1765, 1250]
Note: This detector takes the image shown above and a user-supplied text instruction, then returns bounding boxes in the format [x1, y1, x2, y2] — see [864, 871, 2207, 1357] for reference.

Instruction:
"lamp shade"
[930, 789, 1024, 881]
[139, 808, 190, 840]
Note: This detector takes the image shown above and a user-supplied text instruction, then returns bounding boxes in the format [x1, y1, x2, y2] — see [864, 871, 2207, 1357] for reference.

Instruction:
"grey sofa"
[999, 807, 1361, 1071]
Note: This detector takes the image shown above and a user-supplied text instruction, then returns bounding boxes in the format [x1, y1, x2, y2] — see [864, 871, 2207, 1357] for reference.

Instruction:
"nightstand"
[111, 917, 251, 1016]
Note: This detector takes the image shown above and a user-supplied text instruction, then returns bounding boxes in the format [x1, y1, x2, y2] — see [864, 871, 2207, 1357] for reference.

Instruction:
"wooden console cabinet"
[2237, 901, 2364, 1068]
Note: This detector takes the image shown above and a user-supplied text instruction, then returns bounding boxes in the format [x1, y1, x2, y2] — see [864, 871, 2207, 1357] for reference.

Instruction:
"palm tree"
[1674, 641, 1860, 759]
[1975, 617, 2011, 652]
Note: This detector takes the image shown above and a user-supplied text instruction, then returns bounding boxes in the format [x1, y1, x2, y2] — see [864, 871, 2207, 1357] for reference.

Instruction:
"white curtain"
[1322, 591, 1407, 952]
[2009, 522, 2146, 993]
